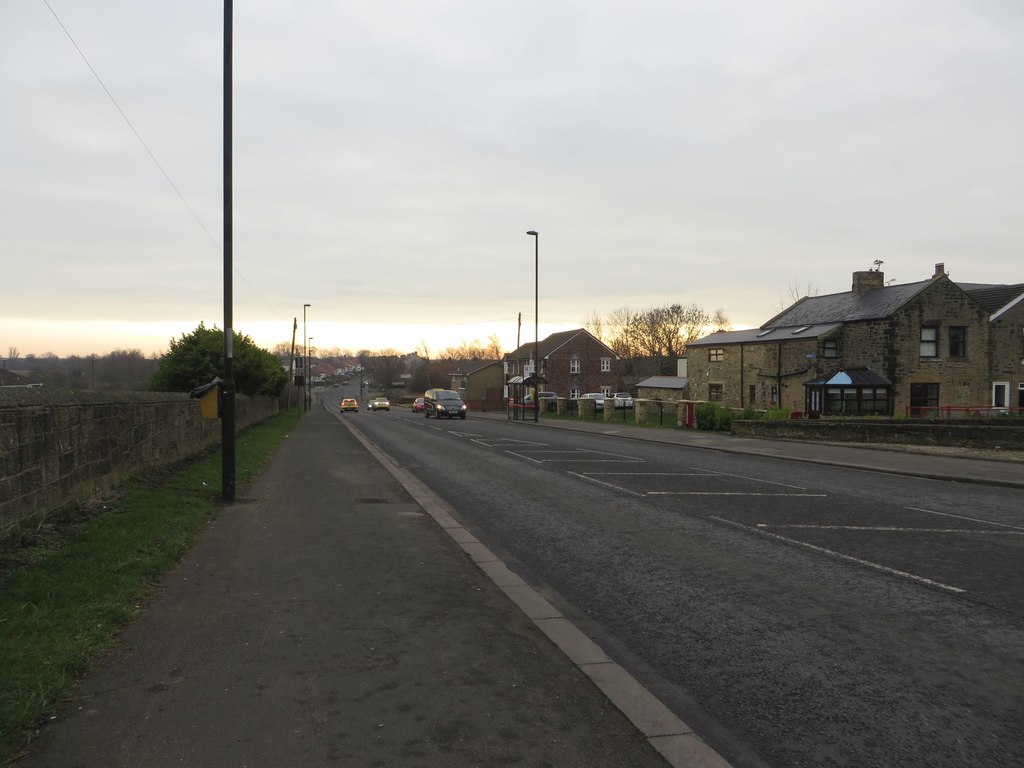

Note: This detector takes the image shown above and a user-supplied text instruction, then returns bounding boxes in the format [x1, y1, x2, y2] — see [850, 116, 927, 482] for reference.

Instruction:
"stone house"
[687, 265, 1024, 416]
[447, 360, 505, 411]
[504, 329, 621, 400]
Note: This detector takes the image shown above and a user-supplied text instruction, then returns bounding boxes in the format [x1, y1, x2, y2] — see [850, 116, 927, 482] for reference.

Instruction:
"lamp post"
[526, 230, 539, 423]
[303, 303, 311, 412]
[221, 0, 236, 501]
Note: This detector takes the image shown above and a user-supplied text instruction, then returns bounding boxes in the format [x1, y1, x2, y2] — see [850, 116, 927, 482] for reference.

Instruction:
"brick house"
[504, 329, 621, 400]
[687, 265, 1024, 416]
[447, 359, 505, 411]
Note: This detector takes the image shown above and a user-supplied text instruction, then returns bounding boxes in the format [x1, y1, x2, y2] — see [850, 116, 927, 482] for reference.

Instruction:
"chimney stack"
[852, 270, 885, 297]
[933, 263, 946, 279]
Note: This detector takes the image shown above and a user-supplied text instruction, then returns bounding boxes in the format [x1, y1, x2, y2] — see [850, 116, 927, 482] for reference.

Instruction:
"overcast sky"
[3, 0, 1022, 358]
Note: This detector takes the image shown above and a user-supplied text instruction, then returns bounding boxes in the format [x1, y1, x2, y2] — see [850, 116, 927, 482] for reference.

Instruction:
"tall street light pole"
[527, 230, 539, 423]
[303, 303, 311, 412]
[221, 0, 236, 501]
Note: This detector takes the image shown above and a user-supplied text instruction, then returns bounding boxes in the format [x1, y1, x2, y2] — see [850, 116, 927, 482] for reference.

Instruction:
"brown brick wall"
[0, 389, 278, 541]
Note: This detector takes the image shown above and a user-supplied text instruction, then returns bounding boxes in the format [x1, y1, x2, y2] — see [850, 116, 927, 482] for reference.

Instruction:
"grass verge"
[0, 409, 299, 763]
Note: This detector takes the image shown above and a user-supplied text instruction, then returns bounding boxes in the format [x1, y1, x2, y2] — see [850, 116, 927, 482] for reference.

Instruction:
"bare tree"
[778, 279, 820, 310]
[582, 309, 604, 343]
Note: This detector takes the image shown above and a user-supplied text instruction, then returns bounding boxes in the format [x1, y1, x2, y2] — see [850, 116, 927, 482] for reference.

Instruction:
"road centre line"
[907, 506, 1024, 532]
[649, 492, 828, 497]
[566, 471, 644, 497]
[710, 516, 967, 595]
[694, 468, 810, 491]
[471, 438, 548, 448]
[585, 472, 720, 477]
[758, 524, 1024, 534]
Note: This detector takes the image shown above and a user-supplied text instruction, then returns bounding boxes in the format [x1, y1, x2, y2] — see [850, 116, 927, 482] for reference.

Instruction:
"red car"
[411, 397, 426, 413]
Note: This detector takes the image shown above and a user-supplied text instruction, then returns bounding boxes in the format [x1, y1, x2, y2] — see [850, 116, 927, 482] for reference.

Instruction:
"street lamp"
[303, 304, 311, 412]
[526, 230, 539, 423]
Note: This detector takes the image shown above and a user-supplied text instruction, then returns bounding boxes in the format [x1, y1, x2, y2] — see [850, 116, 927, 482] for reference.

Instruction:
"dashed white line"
[651, 492, 827, 497]
[711, 516, 967, 594]
[760, 524, 1024, 534]
[907, 506, 1024, 532]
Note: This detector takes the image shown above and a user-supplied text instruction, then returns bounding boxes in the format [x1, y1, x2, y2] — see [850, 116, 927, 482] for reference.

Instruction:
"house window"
[708, 384, 723, 401]
[993, 382, 1009, 408]
[823, 339, 839, 359]
[570, 387, 580, 399]
[709, 348, 724, 363]
[949, 326, 967, 358]
[909, 383, 939, 415]
[749, 384, 756, 406]
[920, 327, 938, 358]
[569, 357, 580, 374]
[600, 357, 611, 372]
[823, 386, 889, 416]
[601, 386, 612, 396]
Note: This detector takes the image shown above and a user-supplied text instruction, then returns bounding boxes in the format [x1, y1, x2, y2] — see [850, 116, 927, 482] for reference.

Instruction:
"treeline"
[6, 350, 159, 390]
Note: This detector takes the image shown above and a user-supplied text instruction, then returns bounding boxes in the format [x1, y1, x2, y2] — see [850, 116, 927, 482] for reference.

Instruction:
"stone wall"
[0, 389, 279, 541]
[732, 418, 1024, 450]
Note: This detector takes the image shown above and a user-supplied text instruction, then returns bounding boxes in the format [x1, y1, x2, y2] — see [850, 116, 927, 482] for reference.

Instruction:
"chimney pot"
[933, 263, 946, 278]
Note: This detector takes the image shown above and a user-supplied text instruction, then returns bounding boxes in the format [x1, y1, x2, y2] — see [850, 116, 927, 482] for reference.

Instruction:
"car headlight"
[460, 404, 467, 411]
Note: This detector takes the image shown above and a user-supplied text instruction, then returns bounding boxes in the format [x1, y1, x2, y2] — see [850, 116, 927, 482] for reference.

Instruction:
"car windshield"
[438, 392, 461, 400]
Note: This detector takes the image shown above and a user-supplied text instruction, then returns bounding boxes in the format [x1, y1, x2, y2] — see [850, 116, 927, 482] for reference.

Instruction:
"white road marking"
[711, 516, 967, 594]
[695, 468, 810, 490]
[759, 524, 1024, 534]
[907, 506, 1024, 532]
[651, 492, 827, 497]
[509, 449, 644, 464]
[567, 471, 645, 497]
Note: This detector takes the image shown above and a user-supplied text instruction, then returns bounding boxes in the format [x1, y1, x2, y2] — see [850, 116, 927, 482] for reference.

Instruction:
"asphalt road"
[332, 386, 1024, 768]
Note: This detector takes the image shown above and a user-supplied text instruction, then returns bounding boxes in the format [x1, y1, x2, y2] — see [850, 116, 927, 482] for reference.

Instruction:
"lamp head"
[526, 230, 538, 236]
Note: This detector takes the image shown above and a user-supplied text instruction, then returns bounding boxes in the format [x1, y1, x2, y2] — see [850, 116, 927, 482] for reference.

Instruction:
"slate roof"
[447, 359, 501, 375]
[762, 279, 935, 327]
[688, 324, 841, 347]
[693, 274, 1024, 350]
[506, 328, 619, 360]
[637, 376, 689, 389]
[958, 283, 1024, 315]
[804, 368, 892, 387]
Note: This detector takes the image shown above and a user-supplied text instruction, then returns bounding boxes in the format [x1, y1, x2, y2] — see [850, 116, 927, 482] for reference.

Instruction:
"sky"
[3, 0, 1022, 360]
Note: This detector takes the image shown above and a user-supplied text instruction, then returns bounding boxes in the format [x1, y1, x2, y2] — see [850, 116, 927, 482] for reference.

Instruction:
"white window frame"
[600, 357, 611, 372]
[920, 326, 938, 358]
[992, 381, 1009, 409]
[570, 357, 580, 374]
[569, 386, 580, 399]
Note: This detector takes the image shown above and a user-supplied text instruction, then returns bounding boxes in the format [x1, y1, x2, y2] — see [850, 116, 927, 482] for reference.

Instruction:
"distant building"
[447, 359, 504, 411]
[504, 329, 621, 400]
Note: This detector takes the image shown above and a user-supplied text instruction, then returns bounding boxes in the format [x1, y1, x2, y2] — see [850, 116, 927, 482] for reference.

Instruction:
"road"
[326, 386, 1024, 768]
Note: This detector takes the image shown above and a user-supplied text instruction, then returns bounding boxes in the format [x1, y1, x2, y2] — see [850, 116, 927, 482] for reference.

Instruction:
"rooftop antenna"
[872, 259, 884, 272]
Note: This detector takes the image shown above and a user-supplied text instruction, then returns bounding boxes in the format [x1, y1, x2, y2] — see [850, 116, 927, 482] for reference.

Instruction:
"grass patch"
[0, 409, 299, 763]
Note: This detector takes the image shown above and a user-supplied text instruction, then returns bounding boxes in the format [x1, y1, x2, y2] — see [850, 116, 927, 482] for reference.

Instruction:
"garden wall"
[0, 389, 279, 541]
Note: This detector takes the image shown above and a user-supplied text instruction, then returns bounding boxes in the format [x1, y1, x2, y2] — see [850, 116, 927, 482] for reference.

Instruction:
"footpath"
[20, 407, 1021, 768]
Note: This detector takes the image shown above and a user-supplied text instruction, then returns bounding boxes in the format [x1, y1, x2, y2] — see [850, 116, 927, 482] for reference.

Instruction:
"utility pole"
[221, 0, 236, 502]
